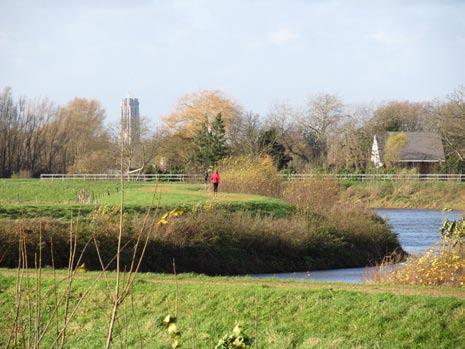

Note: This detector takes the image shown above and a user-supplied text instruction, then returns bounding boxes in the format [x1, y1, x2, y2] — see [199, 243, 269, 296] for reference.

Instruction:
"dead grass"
[372, 241, 465, 287]
[341, 181, 465, 210]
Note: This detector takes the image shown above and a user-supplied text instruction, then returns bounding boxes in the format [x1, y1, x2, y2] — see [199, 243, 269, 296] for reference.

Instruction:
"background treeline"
[1, 86, 464, 177]
[0, 87, 117, 177]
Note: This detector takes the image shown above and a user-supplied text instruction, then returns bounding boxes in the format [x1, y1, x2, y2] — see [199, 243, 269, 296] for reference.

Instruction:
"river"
[252, 208, 463, 283]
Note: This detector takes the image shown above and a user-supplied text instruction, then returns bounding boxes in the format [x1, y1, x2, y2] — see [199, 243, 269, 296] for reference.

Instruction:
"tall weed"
[282, 178, 340, 215]
[219, 155, 282, 197]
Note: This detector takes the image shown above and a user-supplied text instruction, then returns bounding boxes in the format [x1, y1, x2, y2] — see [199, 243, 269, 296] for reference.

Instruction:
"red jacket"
[211, 172, 220, 184]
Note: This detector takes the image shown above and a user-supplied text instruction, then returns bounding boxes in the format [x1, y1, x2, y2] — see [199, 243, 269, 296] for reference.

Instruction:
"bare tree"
[434, 87, 465, 167]
[228, 112, 262, 156]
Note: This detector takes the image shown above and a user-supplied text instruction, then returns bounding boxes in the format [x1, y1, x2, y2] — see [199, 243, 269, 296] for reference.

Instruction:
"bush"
[219, 155, 282, 197]
[282, 178, 340, 215]
[0, 207, 403, 275]
[374, 242, 465, 287]
[374, 219, 465, 286]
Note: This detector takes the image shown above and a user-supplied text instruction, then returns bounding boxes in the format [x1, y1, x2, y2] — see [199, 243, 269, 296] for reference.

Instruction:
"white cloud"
[269, 28, 299, 45]
[365, 31, 407, 46]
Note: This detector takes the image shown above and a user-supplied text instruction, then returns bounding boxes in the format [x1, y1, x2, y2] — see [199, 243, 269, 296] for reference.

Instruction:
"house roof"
[375, 132, 445, 162]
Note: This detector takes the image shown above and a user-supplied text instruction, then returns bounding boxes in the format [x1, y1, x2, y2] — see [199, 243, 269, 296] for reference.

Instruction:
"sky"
[1, 0, 465, 124]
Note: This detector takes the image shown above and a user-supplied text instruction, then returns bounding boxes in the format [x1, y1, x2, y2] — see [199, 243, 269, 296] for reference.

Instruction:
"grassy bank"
[0, 178, 404, 275]
[0, 270, 464, 348]
[0, 207, 402, 274]
[339, 180, 465, 210]
[0, 180, 293, 218]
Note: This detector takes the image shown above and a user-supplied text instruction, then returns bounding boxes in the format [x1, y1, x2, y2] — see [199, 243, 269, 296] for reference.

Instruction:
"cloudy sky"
[1, 0, 465, 123]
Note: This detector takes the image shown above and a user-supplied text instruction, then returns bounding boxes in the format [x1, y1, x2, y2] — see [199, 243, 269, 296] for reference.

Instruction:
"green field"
[0, 180, 293, 217]
[1, 179, 461, 347]
[0, 270, 464, 348]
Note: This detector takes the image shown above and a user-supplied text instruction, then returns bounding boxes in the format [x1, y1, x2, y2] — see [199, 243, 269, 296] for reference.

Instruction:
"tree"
[383, 132, 407, 167]
[211, 113, 228, 162]
[266, 95, 344, 169]
[368, 101, 428, 133]
[258, 128, 292, 170]
[163, 89, 241, 139]
[192, 121, 214, 169]
[300, 94, 344, 165]
[58, 98, 114, 173]
[191, 113, 228, 169]
[434, 87, 465, 172]
[327, 121, 371, 171]
[228, 112, 262, 156]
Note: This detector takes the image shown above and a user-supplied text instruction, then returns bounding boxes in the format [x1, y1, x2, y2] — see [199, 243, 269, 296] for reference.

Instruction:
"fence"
[280, 173, 465, 181]
[40, 173, 465, 182]
[39, 173, 203, 182]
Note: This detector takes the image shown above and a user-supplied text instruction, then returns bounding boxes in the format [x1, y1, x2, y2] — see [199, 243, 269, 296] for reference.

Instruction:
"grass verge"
[0, 270, 464, 348]
[0, 207, 403, 274]
[340, 180, 465, 210]
[0, 180, 293, 218]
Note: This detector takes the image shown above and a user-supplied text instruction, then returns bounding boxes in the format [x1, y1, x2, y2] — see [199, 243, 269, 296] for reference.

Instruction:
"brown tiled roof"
[376, 132, 445, 162]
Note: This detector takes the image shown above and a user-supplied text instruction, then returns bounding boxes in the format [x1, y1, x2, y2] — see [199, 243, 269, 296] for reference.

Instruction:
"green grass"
[0, 180, 293, 218]
[0, 270, 464, 348]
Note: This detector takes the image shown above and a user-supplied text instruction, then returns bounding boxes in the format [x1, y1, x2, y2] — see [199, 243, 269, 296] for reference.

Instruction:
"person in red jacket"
[211, 169, 220, 195]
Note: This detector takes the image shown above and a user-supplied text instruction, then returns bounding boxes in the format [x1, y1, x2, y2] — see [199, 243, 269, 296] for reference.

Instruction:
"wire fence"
[39, 173, 465, 182]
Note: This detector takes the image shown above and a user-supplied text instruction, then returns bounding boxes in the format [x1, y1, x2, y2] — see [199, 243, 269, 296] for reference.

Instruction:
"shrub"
[0, 207, 403, 275]
[383, 132, 407, 167]
[282, 178, 340, 215]
[374, 242, 465, 287]
[374, 219, 465, 287]
[219, 155, 282, 197]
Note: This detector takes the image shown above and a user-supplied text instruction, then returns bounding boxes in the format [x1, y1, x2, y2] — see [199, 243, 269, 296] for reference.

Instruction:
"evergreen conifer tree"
[191, 113, 228, 169]
[258, 128, 292, 170]
[211, 113, 228, 163]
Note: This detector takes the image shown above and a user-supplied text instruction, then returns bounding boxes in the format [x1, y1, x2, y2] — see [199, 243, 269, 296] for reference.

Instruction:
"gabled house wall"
[370, 135, 383, 168]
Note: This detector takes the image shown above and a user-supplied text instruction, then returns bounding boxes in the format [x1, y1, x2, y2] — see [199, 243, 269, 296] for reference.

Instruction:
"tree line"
[0, 86, 464, 177]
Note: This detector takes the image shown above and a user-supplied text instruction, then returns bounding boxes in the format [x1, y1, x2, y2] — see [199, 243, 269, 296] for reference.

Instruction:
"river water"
[252, 208, 463, 283]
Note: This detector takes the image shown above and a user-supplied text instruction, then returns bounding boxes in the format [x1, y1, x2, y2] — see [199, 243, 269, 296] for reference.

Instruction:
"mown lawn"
[0, 270, 464, 348]
[0, 180, 292, 218]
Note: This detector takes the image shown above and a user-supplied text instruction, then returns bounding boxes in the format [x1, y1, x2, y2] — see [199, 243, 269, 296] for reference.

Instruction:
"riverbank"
[339, 180, 465, 210]
[0, 207, 403, 274]
[0, 180, 404, 275]
[0, 180, 293, 218]
[0, 270, 464, 348]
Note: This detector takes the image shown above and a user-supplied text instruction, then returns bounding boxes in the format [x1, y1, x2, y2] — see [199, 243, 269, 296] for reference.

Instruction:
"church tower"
[120, 97, 140, 146]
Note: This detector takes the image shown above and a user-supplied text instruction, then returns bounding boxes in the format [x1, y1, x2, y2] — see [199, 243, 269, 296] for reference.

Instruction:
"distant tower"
[120, 98, 140, 146]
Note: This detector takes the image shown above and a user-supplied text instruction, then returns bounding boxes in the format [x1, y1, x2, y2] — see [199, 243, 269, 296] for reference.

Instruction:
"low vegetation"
[0, 270, 464, 348]
[0, 180, 293, 218]
[0, 205, 402, 274]
[339, 180, 465, 210]
[220, 155, 283, 198]
[374, 219, 465, 287]
[0, 174, 406, 275]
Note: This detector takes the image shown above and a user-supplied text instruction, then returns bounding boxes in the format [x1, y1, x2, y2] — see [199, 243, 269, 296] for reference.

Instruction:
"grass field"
[0, 179, 463, 347]
[0, 180, 293, 217]
[0, 270, 464, 348]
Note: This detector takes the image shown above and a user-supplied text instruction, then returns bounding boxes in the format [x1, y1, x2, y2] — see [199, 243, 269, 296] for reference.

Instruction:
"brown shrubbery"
[373, 220, 465, 286]
[341, 181, 465, 210]
[0, 206, 402, 275]
[219, 155, 283, 197]
[282, 178, 340, 215]
[373, 242, 465, 287]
